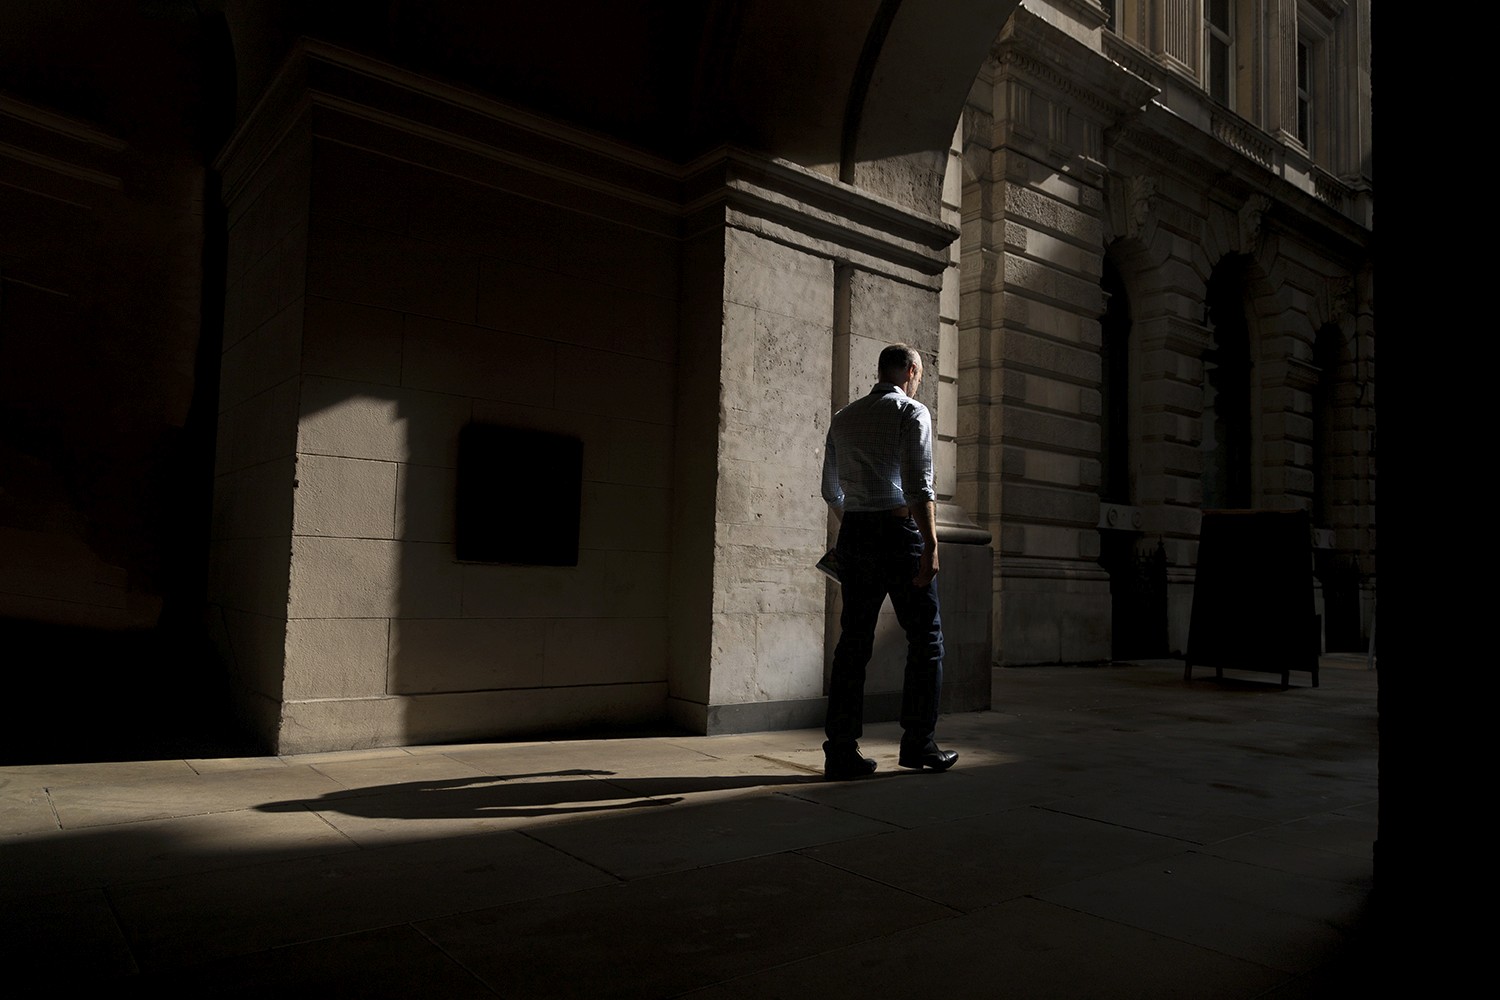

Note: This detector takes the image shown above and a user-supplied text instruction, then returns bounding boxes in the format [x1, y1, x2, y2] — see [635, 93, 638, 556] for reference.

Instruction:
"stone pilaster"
[962, 10, 1154, 663]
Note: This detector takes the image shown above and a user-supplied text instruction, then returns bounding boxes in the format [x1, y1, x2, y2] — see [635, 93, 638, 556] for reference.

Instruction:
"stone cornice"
[218, 39, 682, 223]
[217, 39, 958, 280]
[994, 8, 1158, 121]
[1110, 101, 1371, 258]
[0, 93, 125, 194]
[683, 149, 956, 281]
[1266, 357, 1324, 392]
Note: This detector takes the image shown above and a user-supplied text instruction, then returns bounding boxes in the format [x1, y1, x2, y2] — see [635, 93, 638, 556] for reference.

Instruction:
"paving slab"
[45, 763, 345, 828]
[525, 790, 897, 880]
[0, 779, 57, 835]
[416, 852, 956, 1000]
[109, 829, 616, 970]
[1198, 807, 1380, 880]
[298, 769, 698, 846]
[0, 806, 356, 898]
[0, 886, 137, 978]
[1035, 848, 1369, 974]
[122, 924, 497, 999]
[681, 894, 1287, 1000]
[799, 804, 1183, 912]
[779, 766, 1010, 829]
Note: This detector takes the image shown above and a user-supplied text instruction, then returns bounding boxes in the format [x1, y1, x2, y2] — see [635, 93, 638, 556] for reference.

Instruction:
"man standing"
[820, 344, 958, 780]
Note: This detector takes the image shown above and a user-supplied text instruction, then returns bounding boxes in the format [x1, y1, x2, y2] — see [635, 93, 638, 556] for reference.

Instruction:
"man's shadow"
[257, 769, 822, 819]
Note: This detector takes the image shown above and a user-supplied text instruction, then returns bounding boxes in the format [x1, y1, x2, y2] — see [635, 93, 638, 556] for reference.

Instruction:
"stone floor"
[0, 658, 1378, 998]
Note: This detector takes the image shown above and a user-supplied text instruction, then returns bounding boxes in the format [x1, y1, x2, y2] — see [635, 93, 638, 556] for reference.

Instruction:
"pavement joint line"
[102, 882, 142, 978]
[755, 753, 822, 776]
[1030, 802, 1221, 846]
[515, 827, 627, 883]
[770, 787, 915, 831]
[411, 920, 504, 998]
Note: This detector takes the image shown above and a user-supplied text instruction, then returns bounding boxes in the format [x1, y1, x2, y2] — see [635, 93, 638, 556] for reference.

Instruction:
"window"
[1295, 36, 1312, 151]
[1205, 0, 1233, 105]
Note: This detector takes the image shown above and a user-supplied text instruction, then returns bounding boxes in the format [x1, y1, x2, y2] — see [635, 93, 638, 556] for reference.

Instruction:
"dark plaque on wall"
[1185, 509, 1320, 688]
[456, 424, 582, 565]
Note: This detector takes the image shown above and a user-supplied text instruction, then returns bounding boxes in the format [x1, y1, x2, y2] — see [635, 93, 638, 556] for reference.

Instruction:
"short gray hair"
[878, 344, 921, 383]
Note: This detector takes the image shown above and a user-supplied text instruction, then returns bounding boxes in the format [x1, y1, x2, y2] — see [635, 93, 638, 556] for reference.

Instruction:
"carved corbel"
[1125, 174, 1157, 240]
[1326, 275, 1355, 327]
[1237, 194, 1271, 255]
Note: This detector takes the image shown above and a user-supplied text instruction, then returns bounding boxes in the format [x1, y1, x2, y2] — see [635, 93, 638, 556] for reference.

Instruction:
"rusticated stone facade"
[956, 1, 1373, 664]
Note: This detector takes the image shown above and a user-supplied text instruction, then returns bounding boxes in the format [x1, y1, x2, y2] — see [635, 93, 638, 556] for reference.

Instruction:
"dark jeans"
[825, 511, 944, 751]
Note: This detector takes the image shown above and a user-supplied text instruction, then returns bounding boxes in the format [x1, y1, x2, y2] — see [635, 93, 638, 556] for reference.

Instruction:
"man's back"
[822, 383, 934, 513]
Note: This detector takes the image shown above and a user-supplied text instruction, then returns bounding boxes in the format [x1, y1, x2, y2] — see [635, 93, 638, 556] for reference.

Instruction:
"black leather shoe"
[898, 746, 958, 771]
[824, 744, 878, 780]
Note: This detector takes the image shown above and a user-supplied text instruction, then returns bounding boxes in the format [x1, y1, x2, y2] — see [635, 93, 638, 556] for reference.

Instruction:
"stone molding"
[683, 149, 958, 285]
[994, 9, 1157, 122]
[936, 500, 992, 545]
[218, 39, 959, 285]
[0, 94, 125, 193]
[998, 555, 1111, 583]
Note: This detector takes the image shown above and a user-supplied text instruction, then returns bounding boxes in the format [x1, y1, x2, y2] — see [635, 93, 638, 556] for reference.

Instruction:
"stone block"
[310, 139, 413, 233]
[1003, 483, 1099, 526]
[749, 612, 826, 702]
[579, 482, 671, 553]
[721, 304, 756, 386]
[460, 549, 668, 620]
[223, 377, 300, 473]
[293, 454, 398, 539]
[937, 379, 958, 438]
[709, 612, 821, 705]
[935, 438, 957, 497]
[212, 458, 296, 541]
[220, 606, 289, 701]
[709, 612, 761, 686]
[391, 682, 668, 749]
[554, 344, 674, 426]
[939, 268, 961, 323]
[1010, 448, 1088, 488]
[283, 617, 390, 699]
[208, 535, 292, 619]
[395, 463, 456, 543]
[1001, 405, 1099, 454]
[297, 378, 472, 467]
[286, 538, 460, 619]
[306, 217, 479, 325]
[402, 315, 556, 405]
[220, 301, 303, 412]
[544, 617, 667, 686]
[723, 230, 832, 326]
[387, 617, 547, 693]
[276, 695, 403, 754]
[601, 417, 674, 488]
[1004, 328, 1101, 383]
[851, 270, 938, 363]
[998, 523, 1089, 560]
[238, 247, 287, 336]
[287, 536, 399, 618]
[1004, 185, 1103, 245]
[567, 215, 681, 305]
[302, 296, 403, 386]
[475, 258, 674, 365]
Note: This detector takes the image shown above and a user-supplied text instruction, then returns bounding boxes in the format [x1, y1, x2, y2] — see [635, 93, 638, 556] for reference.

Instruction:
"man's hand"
[913, 545, 939, 588]
[911, 500, 939, 587]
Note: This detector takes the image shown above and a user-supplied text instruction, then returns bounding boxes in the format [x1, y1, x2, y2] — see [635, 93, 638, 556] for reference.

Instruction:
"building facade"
[0, 1, 1371, 755]
[955, 0, 1373, 664]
